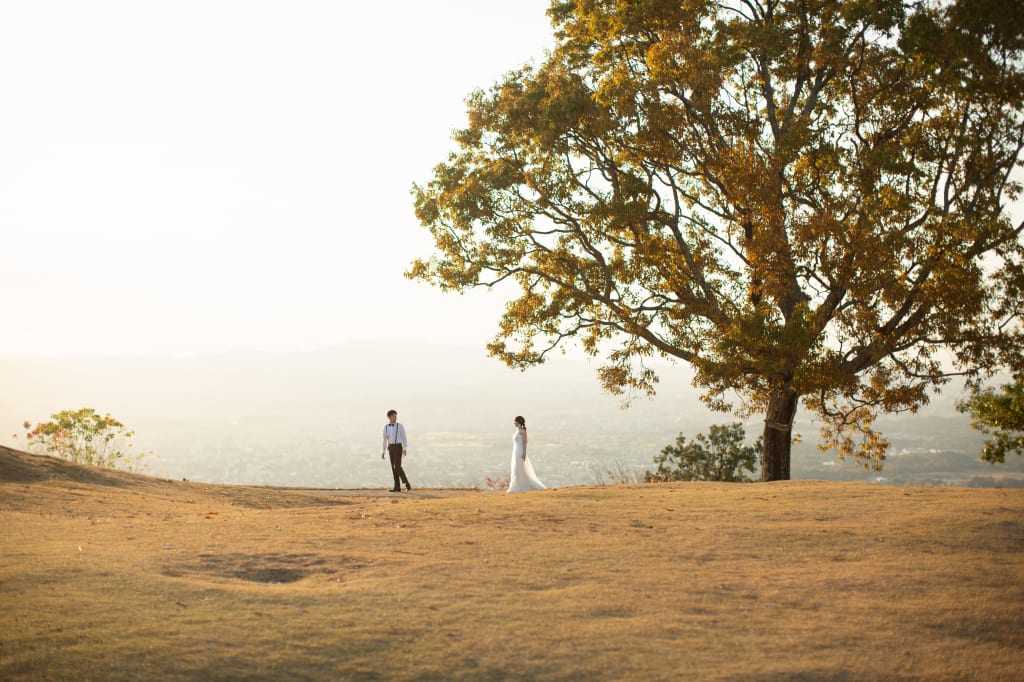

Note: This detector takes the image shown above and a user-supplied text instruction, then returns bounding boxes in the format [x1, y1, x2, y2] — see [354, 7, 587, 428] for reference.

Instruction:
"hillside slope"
[2, 446, 1023, 681]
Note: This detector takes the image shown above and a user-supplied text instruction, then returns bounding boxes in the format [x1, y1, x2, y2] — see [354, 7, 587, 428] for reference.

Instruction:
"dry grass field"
[2, 444, 1023, 681]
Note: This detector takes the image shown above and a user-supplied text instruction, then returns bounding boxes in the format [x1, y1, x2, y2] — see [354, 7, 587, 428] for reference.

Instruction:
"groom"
[381, 409, 411, 492]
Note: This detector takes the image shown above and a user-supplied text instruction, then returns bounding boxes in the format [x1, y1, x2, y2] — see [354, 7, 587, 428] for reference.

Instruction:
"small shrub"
[481, 475, 511, 491]
[588, 459, 646, 485]
[23, 408, 151, 472]
[646, 423, 761, 482]
[957, 377, 1024, 463]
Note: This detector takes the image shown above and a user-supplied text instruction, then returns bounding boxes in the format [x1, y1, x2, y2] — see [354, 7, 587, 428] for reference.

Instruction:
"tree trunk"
[761, 387, 799, 481]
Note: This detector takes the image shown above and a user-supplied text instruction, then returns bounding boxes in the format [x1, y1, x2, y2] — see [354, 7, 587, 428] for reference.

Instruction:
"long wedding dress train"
[507, 429, 546, 493]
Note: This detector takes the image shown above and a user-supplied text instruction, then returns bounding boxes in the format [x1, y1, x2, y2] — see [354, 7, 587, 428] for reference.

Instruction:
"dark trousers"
[388, 443, 409, 489]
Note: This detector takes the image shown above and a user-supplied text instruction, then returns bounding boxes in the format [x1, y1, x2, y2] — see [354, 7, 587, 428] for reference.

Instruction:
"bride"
[507, 415, 546, 493]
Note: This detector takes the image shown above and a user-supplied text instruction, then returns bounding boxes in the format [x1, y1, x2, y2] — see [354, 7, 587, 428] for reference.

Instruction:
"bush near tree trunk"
[646, 423, 761, 483]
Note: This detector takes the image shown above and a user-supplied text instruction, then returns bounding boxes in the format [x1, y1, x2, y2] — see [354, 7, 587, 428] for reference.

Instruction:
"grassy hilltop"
[2, 444, 1023, 681]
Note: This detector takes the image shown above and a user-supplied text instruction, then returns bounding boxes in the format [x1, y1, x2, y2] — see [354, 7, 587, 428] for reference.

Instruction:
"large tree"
[409, 0, 1024, 480]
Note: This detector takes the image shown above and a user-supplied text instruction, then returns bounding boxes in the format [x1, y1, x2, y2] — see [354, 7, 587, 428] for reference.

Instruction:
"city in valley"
[4, 341, 1020, 490]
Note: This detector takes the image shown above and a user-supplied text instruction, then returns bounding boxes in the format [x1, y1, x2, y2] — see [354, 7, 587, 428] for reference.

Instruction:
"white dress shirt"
[382, 422, 408, 452]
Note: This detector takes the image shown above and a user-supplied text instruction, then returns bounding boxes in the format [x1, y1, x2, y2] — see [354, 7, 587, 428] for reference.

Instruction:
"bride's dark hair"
[514, 416, 526, 428]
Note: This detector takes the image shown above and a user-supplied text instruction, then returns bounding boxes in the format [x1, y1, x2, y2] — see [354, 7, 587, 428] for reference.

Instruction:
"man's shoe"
[389, 488, 401, 493]
[405, 483, 412, 492]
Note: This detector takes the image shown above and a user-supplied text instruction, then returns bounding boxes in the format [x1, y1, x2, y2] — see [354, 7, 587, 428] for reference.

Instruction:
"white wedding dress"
[507, 429, 546, 493]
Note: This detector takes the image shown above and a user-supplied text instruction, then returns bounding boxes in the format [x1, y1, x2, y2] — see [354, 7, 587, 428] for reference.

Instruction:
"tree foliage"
[646, 423, 761, 482]
[958, 377, 1024, 463]
[23, 408, 148, 471]
[409, 0, 1024, 480]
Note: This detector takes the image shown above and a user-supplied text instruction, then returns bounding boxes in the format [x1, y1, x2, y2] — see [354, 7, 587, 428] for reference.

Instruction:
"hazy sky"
[1, 1, 554, 356]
